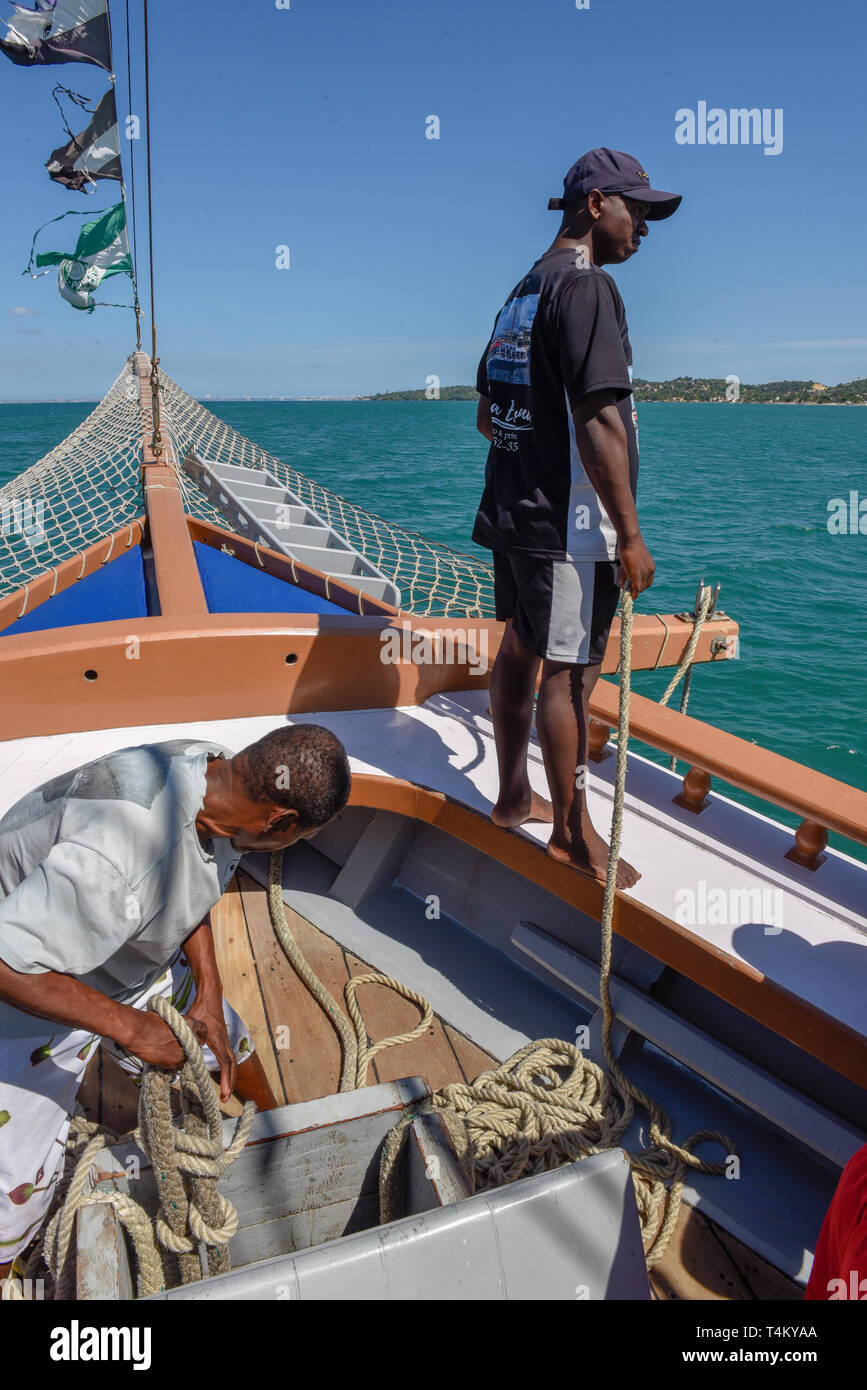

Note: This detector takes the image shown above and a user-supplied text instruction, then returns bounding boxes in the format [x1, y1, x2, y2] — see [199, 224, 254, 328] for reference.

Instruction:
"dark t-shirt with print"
[473, 252, 639, 561]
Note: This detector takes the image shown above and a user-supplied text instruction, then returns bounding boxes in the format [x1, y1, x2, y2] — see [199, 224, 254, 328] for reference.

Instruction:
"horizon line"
[1, 375, 864, 406]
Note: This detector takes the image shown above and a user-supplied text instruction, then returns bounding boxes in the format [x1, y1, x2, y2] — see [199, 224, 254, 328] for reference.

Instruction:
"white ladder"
[184, 453, 401, 608]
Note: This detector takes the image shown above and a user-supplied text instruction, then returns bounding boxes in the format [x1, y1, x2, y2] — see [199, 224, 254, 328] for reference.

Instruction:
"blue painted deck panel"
[193, 542, 347, 616]
[1, 548, 148, 636]
[0, 542, 349, 637]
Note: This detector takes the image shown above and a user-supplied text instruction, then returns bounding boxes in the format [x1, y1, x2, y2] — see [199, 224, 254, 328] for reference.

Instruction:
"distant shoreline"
[2, 398, 865, 406]
[360, 376, 867, 404]
[2, 389, 865, 407]
[355, 397, 867, 406]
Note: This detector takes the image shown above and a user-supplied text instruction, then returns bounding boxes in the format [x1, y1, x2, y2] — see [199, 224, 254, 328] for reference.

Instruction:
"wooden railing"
[590, 682, 867, 869]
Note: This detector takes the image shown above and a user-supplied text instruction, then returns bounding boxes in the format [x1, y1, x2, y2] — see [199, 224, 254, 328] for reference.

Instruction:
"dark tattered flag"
[1, 1, 112, 70]
[46, 88, 121, 190]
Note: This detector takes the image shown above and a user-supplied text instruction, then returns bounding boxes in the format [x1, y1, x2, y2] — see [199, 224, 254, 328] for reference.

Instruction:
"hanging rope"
[5, 996, 255, 1301]
[266, 583, 736, 1268]
[136, 997, 255, 1285]
[658, 583, 713, 709]
[656, 583, 714, 771]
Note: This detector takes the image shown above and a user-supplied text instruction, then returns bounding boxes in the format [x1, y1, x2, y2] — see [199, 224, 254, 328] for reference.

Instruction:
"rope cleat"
[676, 578, 723, 624]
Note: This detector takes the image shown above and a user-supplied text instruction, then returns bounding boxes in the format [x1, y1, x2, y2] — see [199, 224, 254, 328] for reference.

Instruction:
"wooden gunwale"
[188, 513, 742, 672]
[0, 614, 495, 737]
[0, 604, 863, 857]
[0, 518, 737, 674]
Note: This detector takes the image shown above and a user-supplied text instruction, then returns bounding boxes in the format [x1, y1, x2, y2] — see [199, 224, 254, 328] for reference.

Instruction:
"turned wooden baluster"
[673, 764, 712, 813]
[785, 818, 828, 871]
[588, 719, 612, 762]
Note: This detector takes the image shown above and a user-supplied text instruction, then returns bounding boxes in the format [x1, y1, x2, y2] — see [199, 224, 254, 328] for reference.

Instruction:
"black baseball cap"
[548, 147, 681, 220]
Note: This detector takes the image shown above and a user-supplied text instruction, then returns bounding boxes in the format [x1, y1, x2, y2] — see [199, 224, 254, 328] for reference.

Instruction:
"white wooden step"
[185, 453, 401, 608]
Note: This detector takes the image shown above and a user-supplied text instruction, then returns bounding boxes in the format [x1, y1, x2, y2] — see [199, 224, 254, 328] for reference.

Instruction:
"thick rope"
[658, 584, 713, 773]
[267, 586, 735, 1268]
[268, 863, 433, 1091]
[657, 585, 713, 711]
[136, 996, 254, 1283]
[14, 996, 255, 1299]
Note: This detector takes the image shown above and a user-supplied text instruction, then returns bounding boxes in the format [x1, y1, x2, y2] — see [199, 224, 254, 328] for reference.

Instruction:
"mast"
[142, 0, 162, 461]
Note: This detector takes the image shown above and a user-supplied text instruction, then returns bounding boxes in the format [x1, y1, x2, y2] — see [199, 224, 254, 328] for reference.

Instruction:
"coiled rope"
[267, 585, 736, 1268]
[136, 996, 255, 1285]
[4, 995, 255, 1300]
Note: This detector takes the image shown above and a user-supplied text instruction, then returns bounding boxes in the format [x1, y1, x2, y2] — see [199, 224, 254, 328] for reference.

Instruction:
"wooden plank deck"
[229, 869, 499, 1099]
[211, 876, 286, 1106]
[78, 867, 802, 1302]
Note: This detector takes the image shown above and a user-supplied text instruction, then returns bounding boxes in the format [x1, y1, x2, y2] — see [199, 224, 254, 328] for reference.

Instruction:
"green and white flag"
[26, 201, 132, 312]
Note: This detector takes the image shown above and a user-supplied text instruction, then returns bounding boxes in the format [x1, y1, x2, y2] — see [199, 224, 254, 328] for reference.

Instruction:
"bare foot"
[491, 789, 554, 829]
[546, 824, 641, 889]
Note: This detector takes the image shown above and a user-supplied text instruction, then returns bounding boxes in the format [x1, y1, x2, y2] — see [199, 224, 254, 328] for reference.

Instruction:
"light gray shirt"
[0, 740, 240, 1036]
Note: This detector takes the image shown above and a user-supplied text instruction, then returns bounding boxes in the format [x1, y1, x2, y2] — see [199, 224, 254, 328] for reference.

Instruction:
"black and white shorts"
[493, 551, 621, 666]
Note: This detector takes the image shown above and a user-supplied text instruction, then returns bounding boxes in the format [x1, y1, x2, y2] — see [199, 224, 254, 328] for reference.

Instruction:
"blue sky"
[1, 0, 865, 399]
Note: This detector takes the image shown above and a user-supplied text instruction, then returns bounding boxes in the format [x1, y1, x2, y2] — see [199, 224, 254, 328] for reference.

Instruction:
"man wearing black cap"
[474, 148, 681, 887]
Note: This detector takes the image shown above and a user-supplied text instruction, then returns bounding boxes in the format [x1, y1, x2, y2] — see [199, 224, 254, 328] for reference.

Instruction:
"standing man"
[474, 148, 681, 886]
[0, 723, 351, 1278]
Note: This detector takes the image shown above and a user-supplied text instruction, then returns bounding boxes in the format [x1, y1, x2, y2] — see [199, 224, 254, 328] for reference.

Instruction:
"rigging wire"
[124, 0, 142, 350]
[102, 0, 140, 348]
[142, 0, 163, 460]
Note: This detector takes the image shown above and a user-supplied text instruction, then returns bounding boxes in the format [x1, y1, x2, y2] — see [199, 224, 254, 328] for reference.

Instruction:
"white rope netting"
[0, 360, 144, 598]
[0, 356, 495, 616]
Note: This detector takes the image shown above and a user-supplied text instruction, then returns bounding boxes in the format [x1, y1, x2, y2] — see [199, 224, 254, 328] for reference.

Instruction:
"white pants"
[0, 952, 253, 1262]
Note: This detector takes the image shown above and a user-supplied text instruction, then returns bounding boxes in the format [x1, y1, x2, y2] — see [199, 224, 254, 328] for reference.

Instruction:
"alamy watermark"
[380, 621, 488, 677]
[675, 880, 784, 934]
[827, 491, 867, 535]
[0, 1275, 45, 1299]
[827, 1270, 867, 1300]
[49, 1321, 151, 1369]
[1, 497, 46, 540]
[675, 103, 783, 156]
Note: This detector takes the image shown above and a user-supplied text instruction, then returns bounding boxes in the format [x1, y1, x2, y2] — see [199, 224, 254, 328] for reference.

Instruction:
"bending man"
[0, 722, 350, 1277]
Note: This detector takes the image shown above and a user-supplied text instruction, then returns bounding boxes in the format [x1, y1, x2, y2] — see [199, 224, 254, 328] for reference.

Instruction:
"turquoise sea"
[1, 399, 865, 859]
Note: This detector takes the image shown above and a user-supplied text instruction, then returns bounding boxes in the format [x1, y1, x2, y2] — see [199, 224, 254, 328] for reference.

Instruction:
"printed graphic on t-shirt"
[474, 255, 638, 560]
[486, 294, 539, 385]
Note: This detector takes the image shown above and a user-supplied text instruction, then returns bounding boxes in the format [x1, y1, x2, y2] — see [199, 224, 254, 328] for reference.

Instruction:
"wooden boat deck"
[215, 871, 498, 1104]
[78, 869, 803, 1302]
